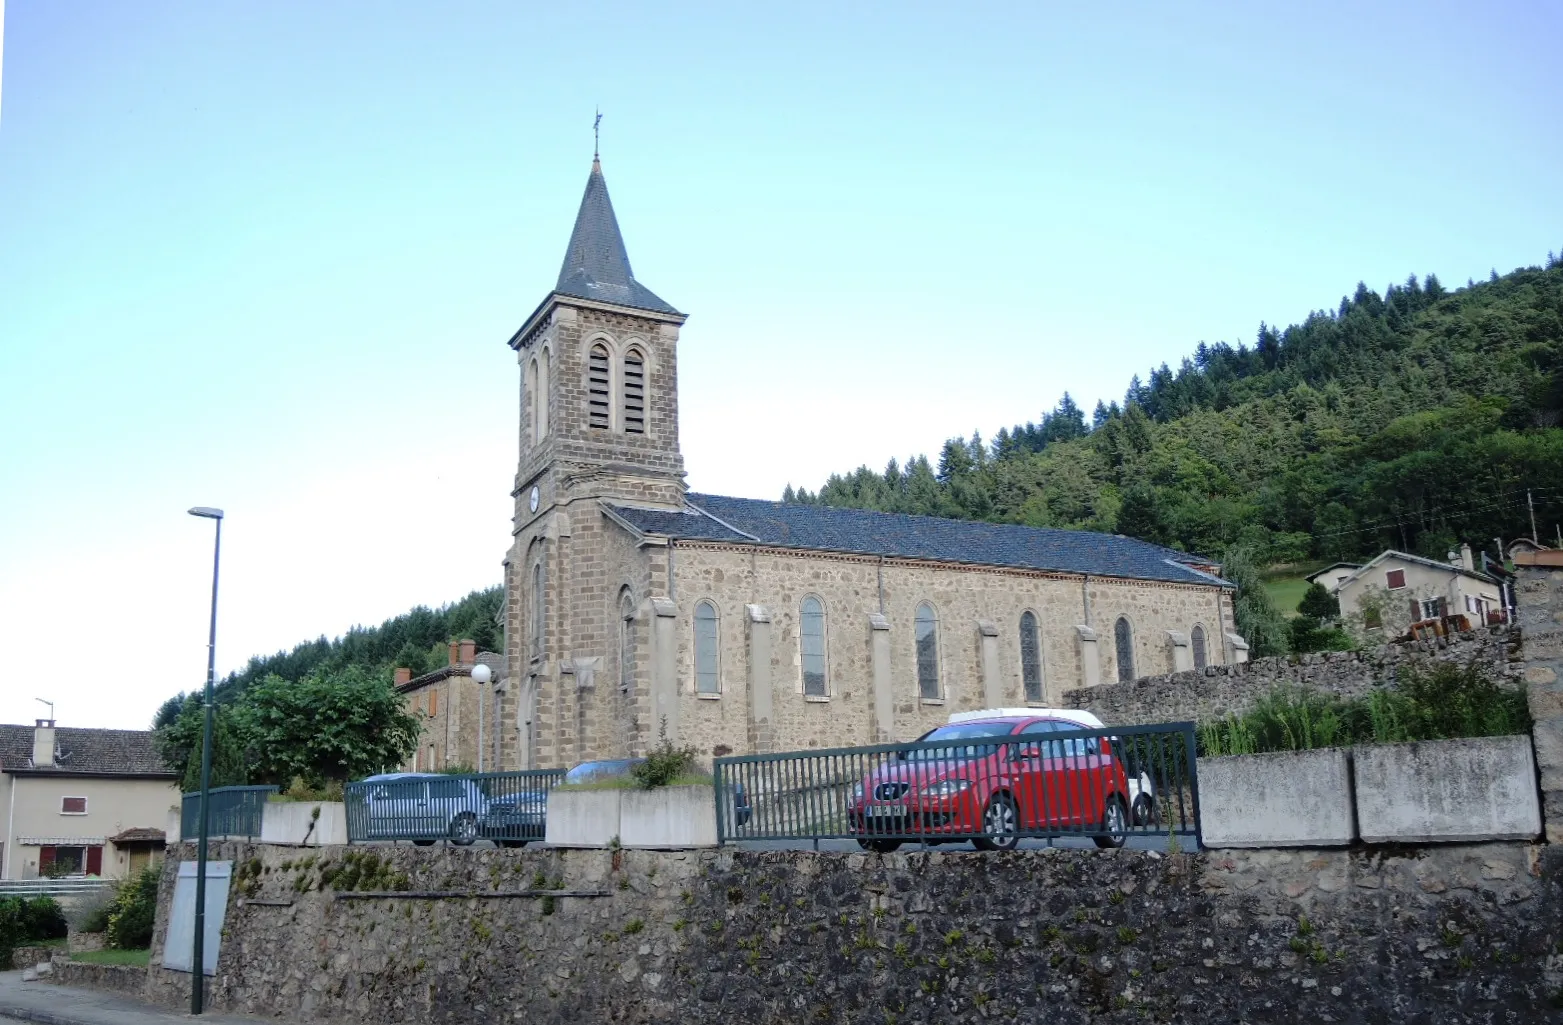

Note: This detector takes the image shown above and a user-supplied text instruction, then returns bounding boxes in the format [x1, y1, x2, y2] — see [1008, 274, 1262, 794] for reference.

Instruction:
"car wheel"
[856, 839, 903, 853]
[1094, 796, 1129, 849]
[450, 812, 480, 847]
[974, 793, 1019, 851]
[411, 839, 436, 847]
[1131, 793, 1155, 827]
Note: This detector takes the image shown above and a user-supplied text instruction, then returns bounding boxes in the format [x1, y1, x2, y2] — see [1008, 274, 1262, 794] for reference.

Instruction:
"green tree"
[1115, 484, 1167, 544]
[232, 668, 420, 787]
[1297, 582, 1341, 621]
[1221, 546, 1290, 657]
[154, 697, 249, 789]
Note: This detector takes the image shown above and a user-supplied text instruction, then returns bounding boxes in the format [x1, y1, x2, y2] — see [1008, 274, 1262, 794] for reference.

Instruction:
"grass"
[1260, 572, 1313, 616]
[554, 773, 713, 792]
[72, 948, 151, 967]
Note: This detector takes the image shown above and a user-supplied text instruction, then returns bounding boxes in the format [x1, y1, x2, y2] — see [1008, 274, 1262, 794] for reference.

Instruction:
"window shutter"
[86, 846, 103, 876]
[622, 352, 645, 434]
[39, 846, 55, 874]
[588, 346, 611, 429]
[1437, 596, 1449, 618]
[1410, 598, 1421, 620]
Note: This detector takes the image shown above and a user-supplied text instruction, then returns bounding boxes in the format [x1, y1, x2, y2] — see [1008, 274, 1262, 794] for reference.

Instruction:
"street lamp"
[471, 662, 493, 772]
[187, 506, 222, 1015]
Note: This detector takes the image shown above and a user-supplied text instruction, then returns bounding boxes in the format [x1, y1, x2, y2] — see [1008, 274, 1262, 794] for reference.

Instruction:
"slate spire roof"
[554, 158, 679, 315]
[605, 494, 1234, 588]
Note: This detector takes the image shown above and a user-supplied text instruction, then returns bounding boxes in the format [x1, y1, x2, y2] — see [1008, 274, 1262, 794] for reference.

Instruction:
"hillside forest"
[788, 259, 1563, 652]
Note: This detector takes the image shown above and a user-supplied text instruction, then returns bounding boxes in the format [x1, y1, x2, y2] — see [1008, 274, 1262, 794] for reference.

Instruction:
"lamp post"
[187, 506, 223, 1015]
[472, 662, 493, 772]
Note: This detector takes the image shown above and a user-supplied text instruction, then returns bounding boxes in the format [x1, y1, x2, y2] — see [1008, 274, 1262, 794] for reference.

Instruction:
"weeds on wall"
[631, 717, 704, 789]
[1198, 662, 1531, 756]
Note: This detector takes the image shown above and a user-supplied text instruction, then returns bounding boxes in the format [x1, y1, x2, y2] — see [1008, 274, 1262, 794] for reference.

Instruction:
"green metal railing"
[180, 785, 278, 840]
[713, 722, 1200, 850]
[345, 770, 566, 846]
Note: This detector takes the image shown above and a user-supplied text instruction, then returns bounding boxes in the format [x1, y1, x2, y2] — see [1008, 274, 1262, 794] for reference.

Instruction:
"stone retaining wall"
[1064, 627, 1521, 726]
[5, 945, 57, 971]
[141, 840, 1563, 1024]
[1517, 562, 1563, 842]
[49, 960, 148, 997]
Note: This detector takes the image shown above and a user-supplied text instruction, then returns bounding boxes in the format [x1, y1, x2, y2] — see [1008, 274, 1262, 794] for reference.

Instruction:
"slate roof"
[553, 159, 679, 315]
[606, 494, 1233, 587]
[0, 725, 175, 778]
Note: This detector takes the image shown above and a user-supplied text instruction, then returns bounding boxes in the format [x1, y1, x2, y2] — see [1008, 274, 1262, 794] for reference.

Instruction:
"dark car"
[482, 788, 550, 847]
[847, 715, 1132, 853]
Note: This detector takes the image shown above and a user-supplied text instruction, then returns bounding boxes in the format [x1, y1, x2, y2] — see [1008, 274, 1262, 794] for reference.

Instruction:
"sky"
[1, 1, 1559, 730]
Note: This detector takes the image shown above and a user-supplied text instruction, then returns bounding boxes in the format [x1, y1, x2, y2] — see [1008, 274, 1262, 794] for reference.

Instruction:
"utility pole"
[1528, 489, 1539, 543]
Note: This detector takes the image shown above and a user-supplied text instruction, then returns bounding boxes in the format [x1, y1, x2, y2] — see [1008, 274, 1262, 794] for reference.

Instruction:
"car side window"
[1014, 721, 1058, 759]
[428, 779, 462, 800]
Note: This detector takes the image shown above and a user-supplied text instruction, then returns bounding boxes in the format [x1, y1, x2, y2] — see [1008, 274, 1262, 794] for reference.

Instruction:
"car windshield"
[563, 759, 643, 785]
[901, 721, 1014, 760]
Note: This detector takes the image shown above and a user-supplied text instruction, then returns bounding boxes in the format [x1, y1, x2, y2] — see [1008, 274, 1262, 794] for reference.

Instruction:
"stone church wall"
[144, 840, 1563, 1023]
[669, 542, 1233, 758]
[1063, 626, 1522, 727]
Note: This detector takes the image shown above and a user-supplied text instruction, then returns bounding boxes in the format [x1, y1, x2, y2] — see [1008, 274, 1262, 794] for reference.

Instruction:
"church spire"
[554, 154, 678, 315]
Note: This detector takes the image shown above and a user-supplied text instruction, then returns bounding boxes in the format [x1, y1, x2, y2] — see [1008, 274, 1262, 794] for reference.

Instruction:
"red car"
[847, 714, 1132, 852]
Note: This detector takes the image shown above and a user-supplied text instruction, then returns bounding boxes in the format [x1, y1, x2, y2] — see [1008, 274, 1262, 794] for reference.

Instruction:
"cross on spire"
[593, 108, 601, 161]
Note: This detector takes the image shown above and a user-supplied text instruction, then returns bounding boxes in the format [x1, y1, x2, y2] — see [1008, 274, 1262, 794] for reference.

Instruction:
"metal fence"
[180, 785, 278, 840]
[713, 721, 1200, 850]
[344, 770, 567, 846]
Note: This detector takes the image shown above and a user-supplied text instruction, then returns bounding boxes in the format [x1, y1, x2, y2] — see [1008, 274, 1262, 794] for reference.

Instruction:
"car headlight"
[922, 779, 972, 798]
[852, 782, 865, 801]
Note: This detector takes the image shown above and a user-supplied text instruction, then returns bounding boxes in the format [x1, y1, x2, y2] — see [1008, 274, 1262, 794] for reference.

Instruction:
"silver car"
[360, 772, 490, 846]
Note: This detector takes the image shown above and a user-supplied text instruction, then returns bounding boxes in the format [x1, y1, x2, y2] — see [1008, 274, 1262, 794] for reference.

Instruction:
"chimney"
[458, 638, 477, 665]
[1460, 543, 1474, 572]
[32, 719, 55, 768]
[448, 641, 460, 666]
[393, 667, 412, 686]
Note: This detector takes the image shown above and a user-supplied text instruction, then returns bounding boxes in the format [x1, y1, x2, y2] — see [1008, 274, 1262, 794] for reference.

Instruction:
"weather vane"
[594, 108, 602, 160]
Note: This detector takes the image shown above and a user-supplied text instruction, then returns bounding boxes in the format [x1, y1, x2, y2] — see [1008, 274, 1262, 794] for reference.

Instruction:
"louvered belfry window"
[588, 345, 611, 429]
[622, 350, 646, 434]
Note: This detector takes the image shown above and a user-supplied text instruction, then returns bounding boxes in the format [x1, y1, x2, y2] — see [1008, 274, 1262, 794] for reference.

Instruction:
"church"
[496, 156, 1242, 771]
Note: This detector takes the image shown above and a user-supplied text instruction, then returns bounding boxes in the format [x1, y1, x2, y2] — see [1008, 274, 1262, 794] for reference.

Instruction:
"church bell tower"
[501, 154, 687, 768]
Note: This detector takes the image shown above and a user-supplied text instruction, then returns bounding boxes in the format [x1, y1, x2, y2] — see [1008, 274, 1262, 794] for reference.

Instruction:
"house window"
[694, 600, 720, 694]
[1386, 569, 1407, 590]
[39, 845, 101, 878]
[1114, 617, 1135, 683]
[915, 603, 941, 700]
[588, 344, 611, 429]
[801, 596, 827, 696]
[1364, 606, 1383, 629]
[60, 797, 87, 815]
[1420, 597, 1444, 620]
[620, 591, 637, 693]
[1019, 611, 1043, 703]
[428, 690, 439, 717]
[622, 348, 646, 434]
[1191, 625, 1208, 670]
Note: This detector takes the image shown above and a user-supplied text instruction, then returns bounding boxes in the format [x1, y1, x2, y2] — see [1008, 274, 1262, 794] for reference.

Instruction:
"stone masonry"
[144, 840, 1563, 1024]
[1516, 554, 1563, 843]
[1064, 626, 1522, 727]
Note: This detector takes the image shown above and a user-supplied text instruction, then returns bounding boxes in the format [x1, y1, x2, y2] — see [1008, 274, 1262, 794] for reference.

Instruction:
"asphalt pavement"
[0, 971, 293, 1025]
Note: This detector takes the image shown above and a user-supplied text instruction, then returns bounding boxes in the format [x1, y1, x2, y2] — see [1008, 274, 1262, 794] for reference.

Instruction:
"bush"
[69, 889, 113, 935]
[631, 718, 702, 789]
[272, 776, 345, 802]
[106, 866, 160, 950]
[21, 897, 66, 941]
[1198, 662, 1531, 757]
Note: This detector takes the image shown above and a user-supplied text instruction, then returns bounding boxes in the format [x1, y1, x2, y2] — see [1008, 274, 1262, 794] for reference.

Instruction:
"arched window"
[531, 562, 545, 656]
[694, 600, 720, 694]
[588, 344, 611, 430]
[1114, 617, 1135, 683]
[537, 348, 551, 439]
[1019, 611, 1043, 702]
[1191, 625, 1208, 670]
[528, 356, 540, 444]
[915, 603, 940, 699]
[621, 347, 646, 434]
[801, 597, 827, 696]
[619, 591, 637, 693]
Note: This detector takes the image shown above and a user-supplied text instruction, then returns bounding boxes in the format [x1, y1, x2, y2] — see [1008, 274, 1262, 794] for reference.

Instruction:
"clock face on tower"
[529, 486, 540, 513]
